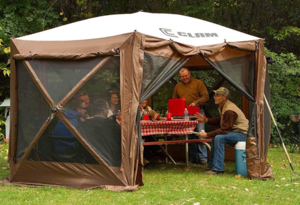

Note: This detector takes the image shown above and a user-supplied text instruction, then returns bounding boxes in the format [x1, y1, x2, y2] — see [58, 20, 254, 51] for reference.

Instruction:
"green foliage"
[265, 48, 300, 145]
[0, 0, 64, 141]
[268, 26, 300, 41]
[0, 113, 5, 141]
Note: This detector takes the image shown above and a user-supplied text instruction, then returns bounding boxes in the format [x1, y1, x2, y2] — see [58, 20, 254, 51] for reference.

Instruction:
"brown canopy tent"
[3, 12, 273, 191]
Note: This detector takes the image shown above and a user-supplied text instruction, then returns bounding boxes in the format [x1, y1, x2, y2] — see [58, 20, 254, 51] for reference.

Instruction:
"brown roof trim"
[14, 52, 117, 60]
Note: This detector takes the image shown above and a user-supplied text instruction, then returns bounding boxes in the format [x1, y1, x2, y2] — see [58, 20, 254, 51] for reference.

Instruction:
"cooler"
[168, 98, 186, 116]
[185, 105, 200, 115]
[235, 141, 247, 176]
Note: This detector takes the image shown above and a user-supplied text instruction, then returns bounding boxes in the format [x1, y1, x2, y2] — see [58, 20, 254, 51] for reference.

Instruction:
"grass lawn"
[0, 142, 300, 205]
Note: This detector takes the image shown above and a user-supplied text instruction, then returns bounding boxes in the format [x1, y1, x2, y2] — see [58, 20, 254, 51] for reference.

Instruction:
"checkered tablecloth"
[141, 120, 197, 136]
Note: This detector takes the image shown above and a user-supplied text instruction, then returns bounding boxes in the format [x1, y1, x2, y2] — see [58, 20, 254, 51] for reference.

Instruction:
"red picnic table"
[141, 119, 211, 166]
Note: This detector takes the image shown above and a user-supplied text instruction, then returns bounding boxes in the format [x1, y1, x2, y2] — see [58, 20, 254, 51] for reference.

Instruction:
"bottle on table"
[184, 108, 189, 121]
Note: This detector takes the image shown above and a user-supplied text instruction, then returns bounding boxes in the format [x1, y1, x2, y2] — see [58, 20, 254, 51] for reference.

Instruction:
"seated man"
[79, 98, 121, 167]
[51, 99, 87, 162]
[75, 91, 93, 118]
[139, 100, 160, 164]
[140, 99, 159, 121]
[195, 87, 249, 175]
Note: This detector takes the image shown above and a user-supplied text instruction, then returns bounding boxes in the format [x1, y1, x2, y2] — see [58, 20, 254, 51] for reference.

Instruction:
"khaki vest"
[218, 100, 249, 134]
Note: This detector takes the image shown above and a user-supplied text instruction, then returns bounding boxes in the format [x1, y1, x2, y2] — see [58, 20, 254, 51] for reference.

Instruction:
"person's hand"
[199, 131, 208, 138]
[189, 102, 196, 106]
[194, 112, 207, 123]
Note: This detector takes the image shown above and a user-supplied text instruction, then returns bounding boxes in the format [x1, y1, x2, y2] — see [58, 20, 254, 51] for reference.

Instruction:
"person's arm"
[145, 106, 152, 113]
[192, 80, 209, 106]
[207, 115, 220, 126]
[195, 113, 220, 125]
[206, 110, 237, 138]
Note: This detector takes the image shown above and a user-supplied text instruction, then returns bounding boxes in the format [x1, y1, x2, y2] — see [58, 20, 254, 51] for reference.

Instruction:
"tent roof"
[17, 12, 261, 47]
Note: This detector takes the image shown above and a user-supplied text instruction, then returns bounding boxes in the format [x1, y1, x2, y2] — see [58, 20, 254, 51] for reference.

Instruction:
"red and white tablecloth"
[141, 120, 197, 136]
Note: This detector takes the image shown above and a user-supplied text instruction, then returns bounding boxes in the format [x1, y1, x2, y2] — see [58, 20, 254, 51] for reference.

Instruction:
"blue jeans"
[189, 108, 207, 162]
[208, 132, 247, 171]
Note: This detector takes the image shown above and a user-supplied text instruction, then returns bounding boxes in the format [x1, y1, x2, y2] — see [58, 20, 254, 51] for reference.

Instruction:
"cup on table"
[144, 114, 149, 121]
[166, 113, 172, 121]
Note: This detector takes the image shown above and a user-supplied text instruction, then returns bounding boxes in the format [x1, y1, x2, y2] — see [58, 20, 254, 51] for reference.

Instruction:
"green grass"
[0, 142, 300, 205]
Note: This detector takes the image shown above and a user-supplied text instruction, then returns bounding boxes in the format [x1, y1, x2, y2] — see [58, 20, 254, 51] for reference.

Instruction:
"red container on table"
[168, 98, 186, 116]
[166, 113, 172, 121]
[185, 106, 200, 115]
[143, 114, 149, 120]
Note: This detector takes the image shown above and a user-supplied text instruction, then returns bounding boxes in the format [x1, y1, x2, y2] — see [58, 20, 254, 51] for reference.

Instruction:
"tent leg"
[186, 134, 189, 166]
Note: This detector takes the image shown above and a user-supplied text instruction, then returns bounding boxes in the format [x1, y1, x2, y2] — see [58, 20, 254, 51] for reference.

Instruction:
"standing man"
[172, 67, 209, 164]
[196, 87, 248, 175]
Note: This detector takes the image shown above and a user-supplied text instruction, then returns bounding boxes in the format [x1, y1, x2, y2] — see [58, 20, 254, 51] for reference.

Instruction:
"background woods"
[0, 0, 300, 145]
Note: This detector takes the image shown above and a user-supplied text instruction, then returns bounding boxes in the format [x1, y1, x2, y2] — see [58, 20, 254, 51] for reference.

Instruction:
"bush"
[265, 48, 300, 145]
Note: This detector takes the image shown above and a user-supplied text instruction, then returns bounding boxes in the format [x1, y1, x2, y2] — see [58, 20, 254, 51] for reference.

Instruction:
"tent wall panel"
[12, 161, 125, 189]
[119, 32, 144, 187]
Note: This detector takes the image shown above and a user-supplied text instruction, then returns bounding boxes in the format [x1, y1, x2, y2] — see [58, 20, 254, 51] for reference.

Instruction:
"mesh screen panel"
[20, 57, 121, 166]
[206, 52, 255, 101]
[27, 115, 99, 164]
[141, 52, 188, 101]
[29, 58, 104, 104]
[16, 61, 51, 160]
[76, 57, 121, 167]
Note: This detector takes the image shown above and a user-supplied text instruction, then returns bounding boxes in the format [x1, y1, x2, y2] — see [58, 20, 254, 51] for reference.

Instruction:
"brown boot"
[205, 170, 224, 175]
[200, 166, 211, 171]
[199, 160, 207, 165]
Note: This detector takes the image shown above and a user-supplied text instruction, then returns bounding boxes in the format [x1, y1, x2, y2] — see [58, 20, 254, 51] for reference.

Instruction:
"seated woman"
[107, 91, 120, 118]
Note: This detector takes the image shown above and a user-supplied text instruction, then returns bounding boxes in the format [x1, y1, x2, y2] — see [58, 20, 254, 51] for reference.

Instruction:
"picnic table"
[141, 119, 211, 166]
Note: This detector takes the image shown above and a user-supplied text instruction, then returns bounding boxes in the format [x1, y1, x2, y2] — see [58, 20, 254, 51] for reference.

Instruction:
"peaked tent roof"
[17, 12, 260, 46]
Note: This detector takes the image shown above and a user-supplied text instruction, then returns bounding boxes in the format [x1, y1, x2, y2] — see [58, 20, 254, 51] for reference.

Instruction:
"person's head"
[70, 99, 87, 118]
[213, 87, 229, 106]
[77, 101, 88, 118]
[179, 67, 191, 84]
[76, 92, 90, 107]
[109, 91, 119, 106]
[140, 100, 148, 109]
[93, 98, 110, 117]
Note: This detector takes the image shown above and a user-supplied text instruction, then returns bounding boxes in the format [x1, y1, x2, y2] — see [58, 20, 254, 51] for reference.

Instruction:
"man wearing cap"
[172, 67, 209, 165]
[195, 87, 248, 175]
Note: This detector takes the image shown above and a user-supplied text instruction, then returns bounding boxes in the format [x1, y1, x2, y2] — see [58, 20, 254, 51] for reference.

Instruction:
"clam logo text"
[159, 28, 218, 38]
